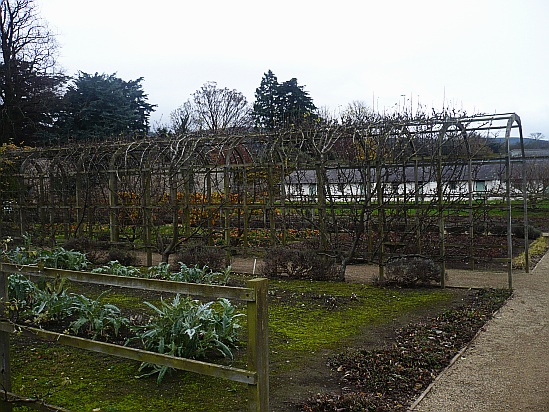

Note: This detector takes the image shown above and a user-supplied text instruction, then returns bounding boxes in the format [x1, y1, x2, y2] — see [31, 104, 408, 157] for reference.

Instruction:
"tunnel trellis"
[0, 112, 528, 287]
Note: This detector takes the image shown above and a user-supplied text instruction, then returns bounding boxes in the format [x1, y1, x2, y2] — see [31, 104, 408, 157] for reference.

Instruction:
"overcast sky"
[39, 0, 548, 138]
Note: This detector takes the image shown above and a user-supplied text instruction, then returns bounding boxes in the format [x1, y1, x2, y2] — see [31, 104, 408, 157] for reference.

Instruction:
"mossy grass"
[513, 235, 548, 269]
[11, 339, 247, 411]
[10, 278, 457, 411]
[268, 279, 452, 355]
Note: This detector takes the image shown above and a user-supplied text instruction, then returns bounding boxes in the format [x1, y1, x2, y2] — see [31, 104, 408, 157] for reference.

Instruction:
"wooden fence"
[0, 263, 269, 412]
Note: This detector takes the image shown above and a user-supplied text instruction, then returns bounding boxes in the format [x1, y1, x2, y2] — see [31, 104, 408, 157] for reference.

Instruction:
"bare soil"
[227, 257, 513, 411]
[269, 288, 481, 412]
[229, 256, 513, 290]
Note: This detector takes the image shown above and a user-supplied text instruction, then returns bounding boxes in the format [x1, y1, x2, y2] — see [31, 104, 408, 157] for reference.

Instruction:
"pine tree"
[278, 78, 316, 126]
[252, 70, 317, 130]
[252, 70, 280, 129]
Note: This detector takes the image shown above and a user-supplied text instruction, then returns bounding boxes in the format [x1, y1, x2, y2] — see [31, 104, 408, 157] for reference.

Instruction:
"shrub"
[107, 248, 138, 266]
[381, 255, 442, 287]
[262, 246, 341, 281]
[512, 224, 542, 240]
[63, 237, 107, 264]
[175, 244, 226, 272]
[488, 224, 507, 236]
[63, 237, 98, 252]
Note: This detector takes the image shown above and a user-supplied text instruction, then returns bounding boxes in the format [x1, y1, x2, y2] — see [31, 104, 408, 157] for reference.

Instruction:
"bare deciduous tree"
[0, 0, 57, 70]
[0, 0, 61, 144]
[529, 132, 545, 141]
[170, 101, 195, 135]
[512, 159, 549, 208]
[192, 82, 251, 132]
[170, 82, 251, 134]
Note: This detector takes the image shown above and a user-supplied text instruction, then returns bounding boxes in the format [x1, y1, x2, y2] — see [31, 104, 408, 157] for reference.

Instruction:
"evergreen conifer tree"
[252, 70, 317, 129]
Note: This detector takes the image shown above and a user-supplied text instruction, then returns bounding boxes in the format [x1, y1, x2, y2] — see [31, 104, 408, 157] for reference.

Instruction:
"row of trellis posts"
[0, 112, 530, 410]
[0, 112, 530, 279]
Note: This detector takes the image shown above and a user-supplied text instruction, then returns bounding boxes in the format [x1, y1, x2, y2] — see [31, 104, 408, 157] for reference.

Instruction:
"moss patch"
[268, 280, 452, 354]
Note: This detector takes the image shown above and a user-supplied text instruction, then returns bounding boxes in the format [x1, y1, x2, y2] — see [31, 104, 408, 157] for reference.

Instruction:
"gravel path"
[410, 253, 549, 411]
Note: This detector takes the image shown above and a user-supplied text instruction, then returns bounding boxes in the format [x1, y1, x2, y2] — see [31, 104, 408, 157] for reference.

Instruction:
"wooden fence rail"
[0, 263, 269, 412]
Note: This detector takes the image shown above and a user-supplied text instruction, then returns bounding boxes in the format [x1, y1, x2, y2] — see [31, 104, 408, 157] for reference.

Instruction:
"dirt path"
[139, 253, 514, 289]
[229, 256, 513, 289]
[410, 253, 549, 411]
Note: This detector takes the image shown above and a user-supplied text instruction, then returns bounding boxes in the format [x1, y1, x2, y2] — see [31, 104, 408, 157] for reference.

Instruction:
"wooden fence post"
[0, 271, 12, 412]
[247, 278, 269, 412]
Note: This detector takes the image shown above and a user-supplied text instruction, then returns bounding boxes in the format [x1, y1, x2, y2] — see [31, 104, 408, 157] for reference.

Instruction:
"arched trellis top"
[3, 113, 527, 177]
[0, 113, 529, 288]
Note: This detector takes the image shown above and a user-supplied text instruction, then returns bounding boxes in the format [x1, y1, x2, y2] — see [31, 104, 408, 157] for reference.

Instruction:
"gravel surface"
[410, 253, 549, 411]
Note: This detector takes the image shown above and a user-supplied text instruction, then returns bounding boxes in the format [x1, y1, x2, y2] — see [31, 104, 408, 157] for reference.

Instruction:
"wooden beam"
[0, 322, 256, 385]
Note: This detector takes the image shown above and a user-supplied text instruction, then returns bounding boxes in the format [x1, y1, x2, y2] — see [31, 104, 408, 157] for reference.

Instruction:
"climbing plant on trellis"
[0, 112, 529, 286]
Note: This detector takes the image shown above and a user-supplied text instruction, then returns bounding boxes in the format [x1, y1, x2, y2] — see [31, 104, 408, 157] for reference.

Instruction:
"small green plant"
[39, 247, 89, 270]
[168, 263, 230, 285]
[3, 242, 89, 271]
[92, 260, 143, 277]
[91, 261, 231, 284]
[27, 276, 76, 324]
[146, 262, 172, 279]
[8, 274, 36, 303]
[3, 245, 40, 265]
[70, 291, 129, 340]
[212, 298, 243, 345]
[131, 295, 243, 383]
[7, 274, 37, 318]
